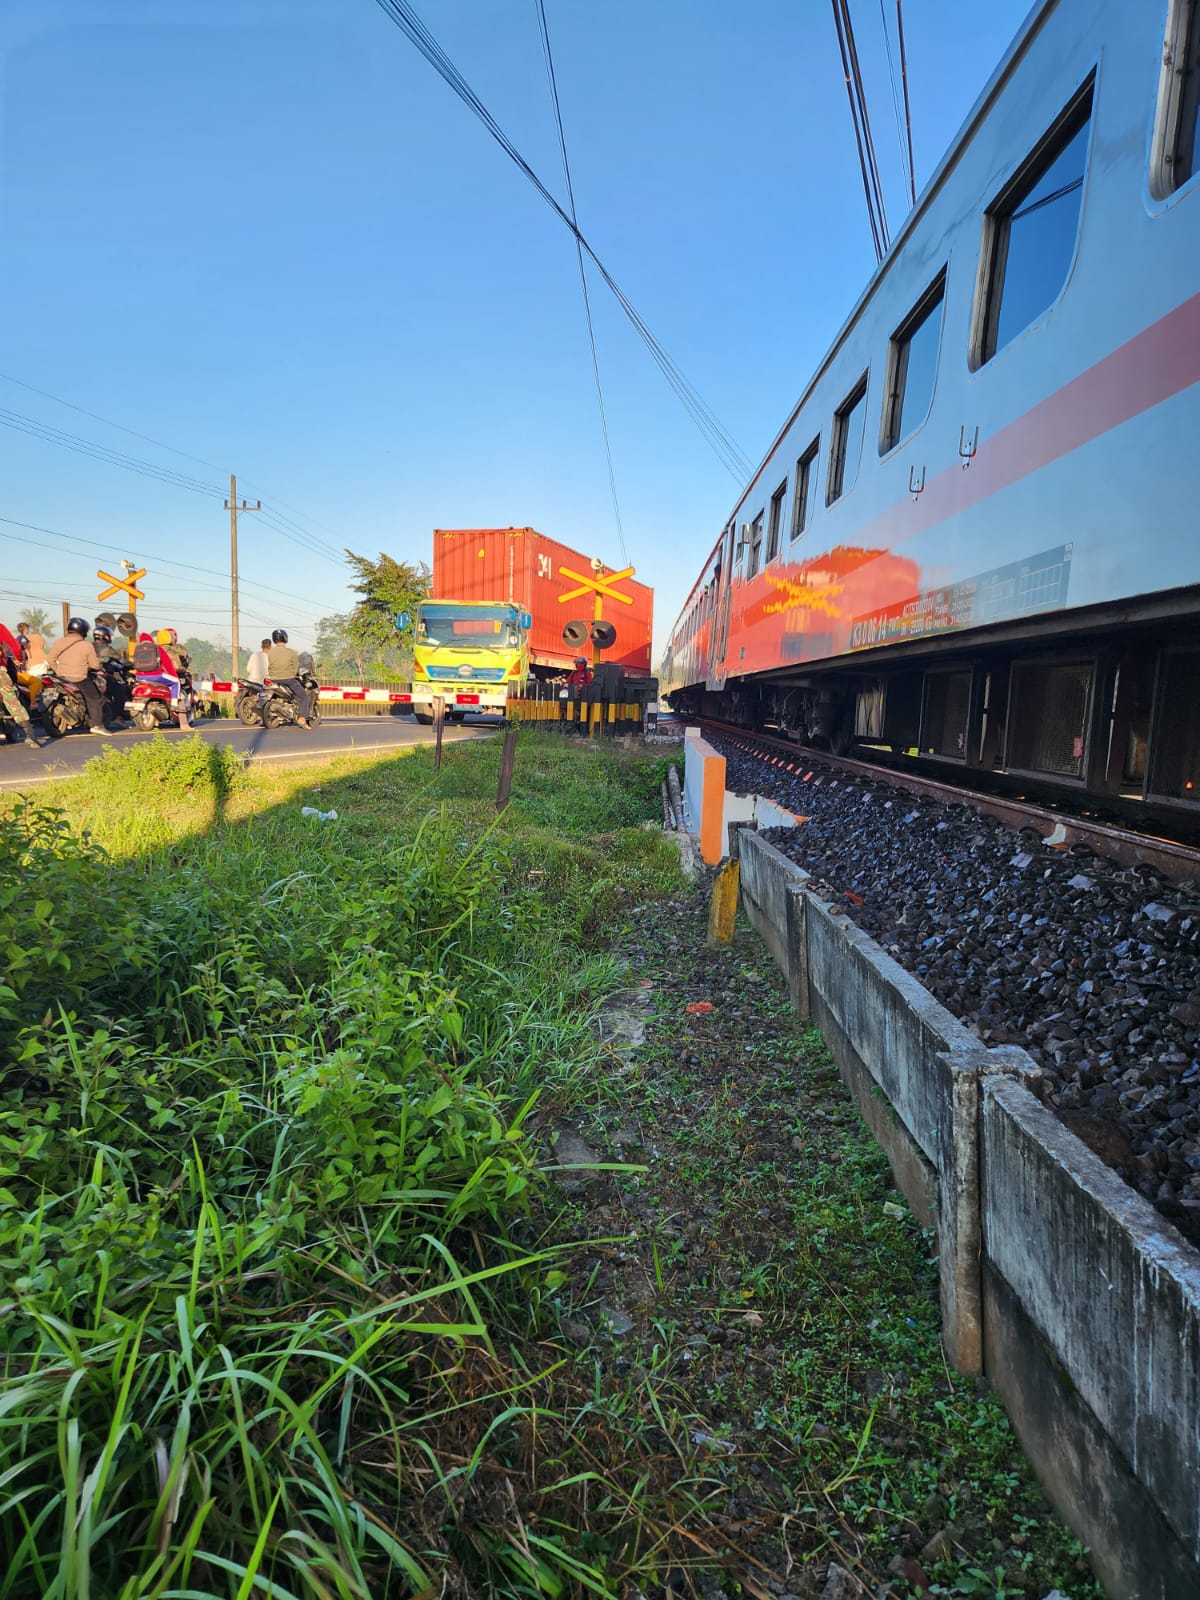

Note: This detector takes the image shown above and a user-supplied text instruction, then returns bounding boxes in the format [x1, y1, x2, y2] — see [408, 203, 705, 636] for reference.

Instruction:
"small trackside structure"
[734, 828, 1200, 1600]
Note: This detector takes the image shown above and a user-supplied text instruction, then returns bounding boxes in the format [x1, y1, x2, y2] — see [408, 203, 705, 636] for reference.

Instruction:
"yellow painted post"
[707, 858, 739, 946]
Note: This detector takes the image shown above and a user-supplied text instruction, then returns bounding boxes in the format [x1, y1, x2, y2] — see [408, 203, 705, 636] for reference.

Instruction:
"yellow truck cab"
[400, 600, 532, 723]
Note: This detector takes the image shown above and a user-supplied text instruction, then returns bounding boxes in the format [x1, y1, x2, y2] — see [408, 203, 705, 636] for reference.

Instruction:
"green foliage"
[344, 549, 430, 658]
[18, 605, 52, 634]
[314, 611, 366, 679]
[0, 736, 677, 1598]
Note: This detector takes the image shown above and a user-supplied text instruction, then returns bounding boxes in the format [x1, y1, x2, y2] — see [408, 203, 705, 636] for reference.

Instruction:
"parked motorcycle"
[236, 669, 322, 729]
[130, 668, 202, 732]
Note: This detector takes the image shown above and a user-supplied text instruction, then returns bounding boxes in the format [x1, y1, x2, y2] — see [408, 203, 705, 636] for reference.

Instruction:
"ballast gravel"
[712, 736, 1200, 1244]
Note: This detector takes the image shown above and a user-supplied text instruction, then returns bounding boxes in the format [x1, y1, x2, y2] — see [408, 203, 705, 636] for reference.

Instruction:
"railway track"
[698, 718, 1200, 888]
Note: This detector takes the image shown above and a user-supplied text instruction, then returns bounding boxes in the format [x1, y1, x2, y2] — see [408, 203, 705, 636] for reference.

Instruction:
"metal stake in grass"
[433, 694, 445, 773]
[707, 857, 738, 946]
[496, 723, 518, 810]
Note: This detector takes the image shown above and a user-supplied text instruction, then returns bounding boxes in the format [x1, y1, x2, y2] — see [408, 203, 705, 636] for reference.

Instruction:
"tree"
[181, 637, 227, 676]
[344, 552, 429, 656]
[314, 614, 365, 680]
[18, 606, 52, 634]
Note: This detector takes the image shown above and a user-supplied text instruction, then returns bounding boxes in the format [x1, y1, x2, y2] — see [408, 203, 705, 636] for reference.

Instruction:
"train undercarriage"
[671, 591, 1200, 840]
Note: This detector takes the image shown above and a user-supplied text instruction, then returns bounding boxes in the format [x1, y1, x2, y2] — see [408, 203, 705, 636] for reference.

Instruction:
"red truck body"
[431, 527, 653, 674]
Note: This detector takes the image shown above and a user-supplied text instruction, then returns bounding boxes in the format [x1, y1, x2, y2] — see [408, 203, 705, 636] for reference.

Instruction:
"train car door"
[711, 523, 735, 689]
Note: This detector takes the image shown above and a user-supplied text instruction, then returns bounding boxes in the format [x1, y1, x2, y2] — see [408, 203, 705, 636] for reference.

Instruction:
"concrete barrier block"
[682, 736, 727, 865]
[739, 832, 803, 982]
[982, 1077, 1200, 1589]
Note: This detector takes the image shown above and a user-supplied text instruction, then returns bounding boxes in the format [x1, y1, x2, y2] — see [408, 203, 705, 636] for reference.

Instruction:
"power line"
[831, 0, 890, 260]
[533, 0, 628, 568]
[895, 0, 917, 209]
[0, 407, 224, 498]
[876, 0, 912, 207]
[370, 0, 752, 482]
[0, 371, 355, 567]
[0, 517, 332, 620]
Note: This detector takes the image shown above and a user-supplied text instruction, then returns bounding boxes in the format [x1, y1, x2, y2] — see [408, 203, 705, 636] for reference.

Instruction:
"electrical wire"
[0, 372, 354, 568]
[877, 0, 912, 207]
[0, 518, 333, 620]
[831, 0, 890, 260]
[370, 0, 752, 482]
[0, 408, 225, 498]
[533, 0, 628, 568]
[895, 0, 917, 210]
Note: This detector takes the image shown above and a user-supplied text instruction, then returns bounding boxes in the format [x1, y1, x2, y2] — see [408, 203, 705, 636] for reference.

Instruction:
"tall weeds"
[0, 740, 678, 1598]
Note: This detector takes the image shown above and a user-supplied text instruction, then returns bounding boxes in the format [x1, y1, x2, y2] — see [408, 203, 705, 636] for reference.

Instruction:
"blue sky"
[0, 0, 1030, 662]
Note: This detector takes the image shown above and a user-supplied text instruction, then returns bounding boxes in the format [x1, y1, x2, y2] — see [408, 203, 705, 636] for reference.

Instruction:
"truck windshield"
[418, 605, 517, 648]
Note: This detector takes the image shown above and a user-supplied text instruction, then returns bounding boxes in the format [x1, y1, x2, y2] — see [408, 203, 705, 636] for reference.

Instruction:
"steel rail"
[698, 718, 1200, 887]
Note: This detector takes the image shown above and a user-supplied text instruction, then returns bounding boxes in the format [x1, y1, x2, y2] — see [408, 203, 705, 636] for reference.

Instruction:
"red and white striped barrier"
[207, 682, 414, 703]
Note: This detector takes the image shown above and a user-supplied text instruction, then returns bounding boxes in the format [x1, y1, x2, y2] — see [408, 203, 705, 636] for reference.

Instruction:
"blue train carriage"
[664, 0, 1200, 821]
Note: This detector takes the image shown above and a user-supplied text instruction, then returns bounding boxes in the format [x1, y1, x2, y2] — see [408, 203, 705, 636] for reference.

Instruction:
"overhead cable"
[533, 0, 628, 567]
[0, 371, 355, 568]
[895, 0, 917, 208]
[371, 0, 752, 482]
[877, 0, 912, 208]
[831, 0, 890, 261]
[0, 517, 332, 619]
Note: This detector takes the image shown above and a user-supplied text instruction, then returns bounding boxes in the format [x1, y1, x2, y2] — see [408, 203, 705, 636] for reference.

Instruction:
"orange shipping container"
[431, 527, 653, 674]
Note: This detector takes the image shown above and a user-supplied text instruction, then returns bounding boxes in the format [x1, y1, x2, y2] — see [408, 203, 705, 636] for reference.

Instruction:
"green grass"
[0, 735, 1100, 1599]
[0, 733, 680, 1599]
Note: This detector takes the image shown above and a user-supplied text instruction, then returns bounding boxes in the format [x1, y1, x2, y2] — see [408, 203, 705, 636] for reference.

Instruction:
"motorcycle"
[130, 667, 203, 732]
[38, 669, 101, 737]
[236, 670, 321, 729]
[100, 658, 133, 727]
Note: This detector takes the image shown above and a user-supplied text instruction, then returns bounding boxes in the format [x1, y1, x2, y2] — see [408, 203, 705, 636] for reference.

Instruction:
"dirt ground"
[535, 881, 1098, 1600]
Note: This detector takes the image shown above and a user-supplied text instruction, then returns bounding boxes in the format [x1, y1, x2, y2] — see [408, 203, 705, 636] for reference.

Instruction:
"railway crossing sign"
[557, 563, 636, 609]
[97, 566, 146, 604]
[558, 561, 635, 661]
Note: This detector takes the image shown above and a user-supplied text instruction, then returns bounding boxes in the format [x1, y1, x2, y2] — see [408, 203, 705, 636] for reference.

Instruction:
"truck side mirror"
[396, 612, 411, 632]
[520, 612, 532, 630]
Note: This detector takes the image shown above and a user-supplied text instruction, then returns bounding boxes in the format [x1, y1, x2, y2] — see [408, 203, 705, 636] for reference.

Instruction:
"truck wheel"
[414, 711, 433, 726]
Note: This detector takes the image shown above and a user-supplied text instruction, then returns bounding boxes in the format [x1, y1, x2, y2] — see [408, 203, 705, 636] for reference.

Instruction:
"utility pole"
[224, 474, 261, 679]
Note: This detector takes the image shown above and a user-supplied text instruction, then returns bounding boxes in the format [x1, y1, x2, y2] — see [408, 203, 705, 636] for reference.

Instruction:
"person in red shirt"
[0, 622, 45, 742]
[564, 657, 593, 687]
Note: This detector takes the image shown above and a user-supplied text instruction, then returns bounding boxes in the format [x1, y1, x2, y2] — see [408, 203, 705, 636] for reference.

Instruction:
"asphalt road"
[0, 714, 493, 788]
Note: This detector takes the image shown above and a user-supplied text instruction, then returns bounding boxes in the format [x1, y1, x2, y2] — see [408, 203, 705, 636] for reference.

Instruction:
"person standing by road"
[246, 638, 270, 684]
[46, 618, 110, 735]
[266, 629, 310, 727]
[16, 622, 45, 671]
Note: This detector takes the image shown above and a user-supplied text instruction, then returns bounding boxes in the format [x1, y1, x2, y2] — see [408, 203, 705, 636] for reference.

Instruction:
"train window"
[746, 511, 765, 579]
[1153, 1, 1200, 195]
[975, 80, 1093, 365]
[882, 272, 946, 452]
[791, 438, 821, 539]
[827, 376, 868, 505]
[766, 479, 788, 563]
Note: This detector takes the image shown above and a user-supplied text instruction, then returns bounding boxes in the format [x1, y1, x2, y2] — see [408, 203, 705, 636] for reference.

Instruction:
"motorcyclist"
[0, 622, 46, 745]
[564, 656, 594, 688]
[266, 628, 310, 728]
[133, 630, 192, 730]
[93, 625, 131, 727]
[45, 618, 111, 735]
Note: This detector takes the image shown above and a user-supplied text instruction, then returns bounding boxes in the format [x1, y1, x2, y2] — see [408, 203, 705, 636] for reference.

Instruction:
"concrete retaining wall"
[737, 827, 1200, 1599]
